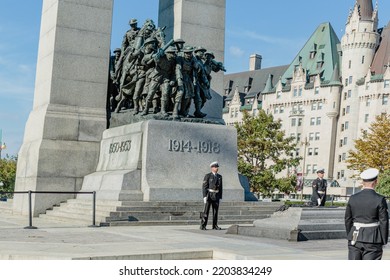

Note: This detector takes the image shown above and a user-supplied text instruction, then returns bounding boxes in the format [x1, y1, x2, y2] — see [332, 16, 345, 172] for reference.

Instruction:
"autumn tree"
[0, 155, 17, 197]
[235, 110, 301, 197]
[347, 114, 390, 195]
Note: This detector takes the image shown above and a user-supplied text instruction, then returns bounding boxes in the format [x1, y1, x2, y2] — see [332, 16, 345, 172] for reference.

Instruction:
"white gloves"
[203, 197, 207, 204]
[317, 198, 321, 206]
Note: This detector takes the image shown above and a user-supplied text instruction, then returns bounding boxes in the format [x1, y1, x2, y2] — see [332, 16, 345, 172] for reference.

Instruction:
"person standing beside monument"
[345, 168, 389, 260]
[200, 161, 223, 230]
[310, 168, 327, 206]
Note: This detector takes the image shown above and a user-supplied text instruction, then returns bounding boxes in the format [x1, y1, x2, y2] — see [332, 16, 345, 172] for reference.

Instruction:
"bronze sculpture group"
[108, 18, 225, 120]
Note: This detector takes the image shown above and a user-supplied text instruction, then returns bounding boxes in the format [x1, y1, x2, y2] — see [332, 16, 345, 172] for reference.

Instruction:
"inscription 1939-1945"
[109, 140, 132, 154]
[168, 139, 220, 154]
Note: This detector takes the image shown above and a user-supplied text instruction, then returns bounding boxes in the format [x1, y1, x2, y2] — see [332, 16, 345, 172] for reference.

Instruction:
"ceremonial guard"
[200, 161, 223, 230]
[345, 168, 389, 260]
[310, 168, 327, 206]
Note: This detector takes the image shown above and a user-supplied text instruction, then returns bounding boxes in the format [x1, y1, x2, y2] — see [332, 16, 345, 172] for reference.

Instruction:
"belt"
[353, 222, 379, 228]
[208, 189, 219, 193]
[317, 191, 325, 194]
[351, 222, 380, 245]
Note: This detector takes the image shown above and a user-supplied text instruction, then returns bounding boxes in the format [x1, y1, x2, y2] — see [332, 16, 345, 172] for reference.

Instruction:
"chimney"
[249, 54, 262, 70]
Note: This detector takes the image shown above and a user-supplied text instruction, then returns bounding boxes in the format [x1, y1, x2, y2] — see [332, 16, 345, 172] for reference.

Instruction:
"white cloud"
[229, 46, 245, 57]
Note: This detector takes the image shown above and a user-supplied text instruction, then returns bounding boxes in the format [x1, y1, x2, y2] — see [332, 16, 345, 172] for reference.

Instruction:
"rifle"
[210, 59, 226, 72]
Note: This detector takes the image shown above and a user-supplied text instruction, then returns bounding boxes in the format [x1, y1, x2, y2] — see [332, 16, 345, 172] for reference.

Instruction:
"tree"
[376, 169, 390, 197]
[235, 110, 301, 197]
[347, 114, 390, 173]
[0, 155, 17, 198]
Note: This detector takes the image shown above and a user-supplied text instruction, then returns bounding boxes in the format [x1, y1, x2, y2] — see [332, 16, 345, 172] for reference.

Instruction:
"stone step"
[298, 230, 347, 241]
[106, 219, 256, 227]
[38, 199, 282, 227]
[298, 222, 345, 231]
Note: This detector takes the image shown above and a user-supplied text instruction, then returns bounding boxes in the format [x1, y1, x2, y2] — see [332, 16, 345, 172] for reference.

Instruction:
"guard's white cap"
[316, 168, 325, 173]
[360, 168, 379, 182]
[210, 161, 219, 168]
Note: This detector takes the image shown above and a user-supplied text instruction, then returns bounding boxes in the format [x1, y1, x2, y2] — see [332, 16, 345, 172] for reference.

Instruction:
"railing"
[0, 190, 97, 229]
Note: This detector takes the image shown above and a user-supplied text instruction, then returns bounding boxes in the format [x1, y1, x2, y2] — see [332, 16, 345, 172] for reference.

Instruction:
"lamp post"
[300, 137, 310, 200]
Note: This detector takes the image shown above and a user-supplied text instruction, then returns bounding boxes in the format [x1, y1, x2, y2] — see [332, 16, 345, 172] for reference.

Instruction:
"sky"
[0, 0, 390, 156]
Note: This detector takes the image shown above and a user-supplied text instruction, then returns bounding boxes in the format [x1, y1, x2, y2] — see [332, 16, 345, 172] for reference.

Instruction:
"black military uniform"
[345, 168, 389, 260]
[200, 161, 223, 230]
[311, 168, 327, 206]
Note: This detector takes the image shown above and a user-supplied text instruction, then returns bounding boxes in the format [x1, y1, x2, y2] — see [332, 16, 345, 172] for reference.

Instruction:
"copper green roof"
[281, 22, 341, 85]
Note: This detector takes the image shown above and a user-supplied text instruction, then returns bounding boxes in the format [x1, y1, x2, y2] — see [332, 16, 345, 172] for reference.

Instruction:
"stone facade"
[223, 0, 390, 194]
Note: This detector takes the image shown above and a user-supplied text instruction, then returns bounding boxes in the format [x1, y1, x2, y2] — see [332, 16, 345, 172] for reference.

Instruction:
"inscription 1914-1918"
[109, 140, 132, 154]
[168, 139, 220, 154]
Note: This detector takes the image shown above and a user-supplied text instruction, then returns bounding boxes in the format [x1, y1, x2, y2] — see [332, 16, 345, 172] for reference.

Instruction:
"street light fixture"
[0, 142, 6, 160]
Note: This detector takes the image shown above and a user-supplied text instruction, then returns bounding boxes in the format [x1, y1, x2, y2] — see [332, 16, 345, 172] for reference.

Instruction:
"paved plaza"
[0, 203, 389, 260]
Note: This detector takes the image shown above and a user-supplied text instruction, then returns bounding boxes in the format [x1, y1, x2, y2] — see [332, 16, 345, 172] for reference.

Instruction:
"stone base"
[80, 120, 244, 202]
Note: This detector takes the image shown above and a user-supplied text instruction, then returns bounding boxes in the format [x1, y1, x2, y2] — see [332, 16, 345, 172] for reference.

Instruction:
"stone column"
[13, 0, 114, 215]
[158, 0, 226, 120]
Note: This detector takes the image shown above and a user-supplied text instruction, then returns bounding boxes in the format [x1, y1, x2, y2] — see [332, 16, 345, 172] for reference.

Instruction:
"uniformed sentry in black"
[311, 178, 327, 206]
[200, 172, 223, 229]
[345, 189, 389, 260]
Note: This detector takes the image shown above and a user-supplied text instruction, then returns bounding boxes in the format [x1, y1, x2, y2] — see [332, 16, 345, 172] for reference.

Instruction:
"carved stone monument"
[13, 0, 243, 217]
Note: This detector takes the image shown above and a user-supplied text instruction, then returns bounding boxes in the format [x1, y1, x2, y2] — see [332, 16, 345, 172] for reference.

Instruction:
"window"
[298, 104, 303, 112]
[342, 108, 346, 116]
[312, 164, 318, 174]
[341, 170, 345, 178]
[383, 95, 388, 105]
[339, 139, 343, 147]
[346, 106, 350, 114]
[230, 108, 234, 118]
[308, 148, 313, 156]
[291, 118, 296, 126]
[298, 118, 303, 126]
[366, 82, 370, 90]
[291, 133, 296, 139]
[348, 60, 351, 69]
[274, 107, 279, 114]
[365, 114, 369, 123]
[280, 106, 284, 113]
[310, 117, 315, 125]
[297, 133, 301, 142]
[344, 92, 347, 100]
[311, 103, 317, 111]
[314, 87, 320, 95]
[385, 80, 390, 88]
[345, 78, 348, 86]
[316, 117, 321, 125]
[314, 148, 319, 156]
[234, 108, 239, 117]
[349, 76, 353, 84]
[342, 153, 346, 160]
[366, 98, 371, 106]
[252, 109, 257, 116]
[343, 137, 348, 145]
[348, 90, 352, 98]
[341, 124, 345, 131]
[338, 155, 342, 162]
[309, 133, 314, 141]
[318, 102, 323, 110]
[296, 148, 300, 156]
[277, 91, 282, 99]
[345, 121, 349, 130]
[293, 87, 298, 97]
[362, 56, 365, 64]
[298, 86, 303, 97]
[315, 132, 320, 140]
[306, 164, 312, 175]
[293, 104, 298, 112]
